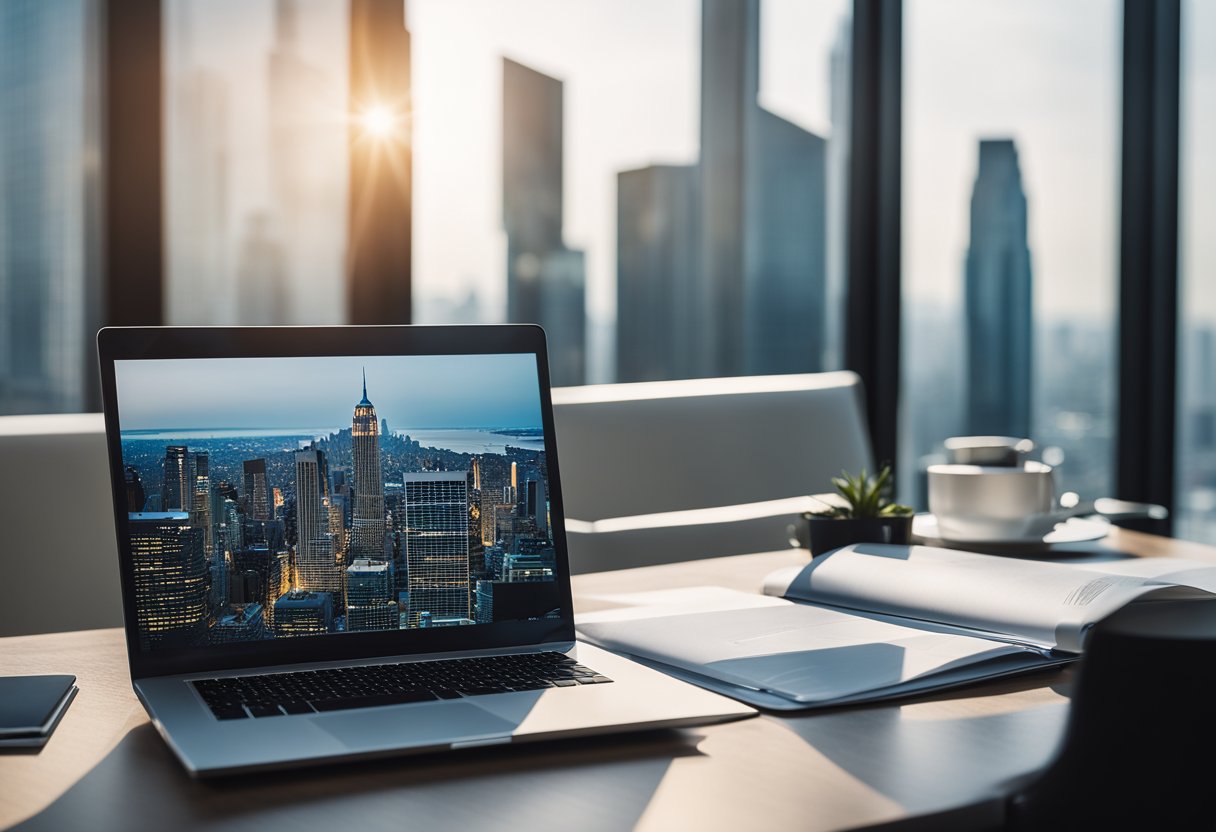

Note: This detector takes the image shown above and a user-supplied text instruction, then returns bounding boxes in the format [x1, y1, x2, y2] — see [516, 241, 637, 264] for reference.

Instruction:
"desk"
[3, 527, 1212, 832]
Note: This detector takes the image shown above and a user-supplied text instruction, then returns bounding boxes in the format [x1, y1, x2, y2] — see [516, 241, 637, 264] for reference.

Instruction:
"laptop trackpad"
[314, 702, 515, 750]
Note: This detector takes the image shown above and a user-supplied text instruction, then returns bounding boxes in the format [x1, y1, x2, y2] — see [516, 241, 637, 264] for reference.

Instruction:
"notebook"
[576, 543, 1216, 709]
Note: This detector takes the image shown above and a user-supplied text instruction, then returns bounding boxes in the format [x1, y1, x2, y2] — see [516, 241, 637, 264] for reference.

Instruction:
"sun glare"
[360, 105, 398, 139]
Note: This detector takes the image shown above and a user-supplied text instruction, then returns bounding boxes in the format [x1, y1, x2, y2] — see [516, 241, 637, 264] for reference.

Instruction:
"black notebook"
[0, 675, 77, 744]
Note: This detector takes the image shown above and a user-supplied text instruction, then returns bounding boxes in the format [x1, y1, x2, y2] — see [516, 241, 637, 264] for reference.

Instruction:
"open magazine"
[574, 544, 1216, 710]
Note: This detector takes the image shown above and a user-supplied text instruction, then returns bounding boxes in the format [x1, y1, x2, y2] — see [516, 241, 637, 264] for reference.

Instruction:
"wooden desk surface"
[3, 527, 1211, 832]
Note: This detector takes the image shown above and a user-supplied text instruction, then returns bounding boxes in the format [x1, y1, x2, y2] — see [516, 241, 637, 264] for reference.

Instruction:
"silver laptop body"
[98, 325, 753, 777]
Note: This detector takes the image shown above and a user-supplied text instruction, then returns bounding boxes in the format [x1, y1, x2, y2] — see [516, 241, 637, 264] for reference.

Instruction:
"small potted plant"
[804, 464, 914, 556]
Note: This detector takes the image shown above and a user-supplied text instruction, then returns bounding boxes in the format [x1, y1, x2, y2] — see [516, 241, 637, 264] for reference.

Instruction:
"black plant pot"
[805, 515, 913, 557]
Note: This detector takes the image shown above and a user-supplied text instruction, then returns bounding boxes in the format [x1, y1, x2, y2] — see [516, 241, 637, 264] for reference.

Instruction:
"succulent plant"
[810, 464, 914, 520]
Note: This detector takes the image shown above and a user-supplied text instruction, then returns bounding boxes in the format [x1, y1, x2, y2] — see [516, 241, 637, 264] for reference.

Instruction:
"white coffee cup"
[928, 461, 1057, 541]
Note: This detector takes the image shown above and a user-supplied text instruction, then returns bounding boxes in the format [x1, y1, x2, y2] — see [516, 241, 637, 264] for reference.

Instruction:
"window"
[899, 0, 1120, 508]
[409, 0, 849, 385]
[164, 0, 350, 327]
[1177, 0, 1216, 543]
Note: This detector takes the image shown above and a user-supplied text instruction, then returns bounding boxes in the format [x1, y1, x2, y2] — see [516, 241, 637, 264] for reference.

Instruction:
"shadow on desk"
[773, 675, 1072, 832]
[14, 724, 705, 832]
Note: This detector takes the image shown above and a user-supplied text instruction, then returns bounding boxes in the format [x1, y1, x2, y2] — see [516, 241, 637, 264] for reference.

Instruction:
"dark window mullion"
[846, 0, 902, 473]
[1117, 0, 1181, 532]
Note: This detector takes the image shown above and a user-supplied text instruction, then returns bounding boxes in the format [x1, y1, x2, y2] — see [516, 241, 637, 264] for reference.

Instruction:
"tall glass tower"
[965, 139, 1033, 439]
[294, 447, 340, 597]
[350, 370, 385, 560]
[403, 472, 469, 626]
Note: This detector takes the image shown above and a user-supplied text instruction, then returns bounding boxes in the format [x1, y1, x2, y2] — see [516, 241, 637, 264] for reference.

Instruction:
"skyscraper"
[697, 0, 757, 378]
[350, 370, 386, 560]
[700, 0, 826, 378]
[345, 558, 396, 631]
[243, 458, 271, 521]
[744, 108, 826, 375]
[192, 451, 212, 554]
[128, 512, 209, 651]
[502, 57, 586, 386]
[616, 164, 699, 382]
[273, 589, 333, 636]
[524, 476, 548, 537]
[124, 466, 146, 513]
[616, 0, 827, 381]
[964, 139, 1033, 439]
[294, 448, 341, 597]
[162, 446, 192, 512]
[210, 603, 271, 645]
[403, 472, 470, 626]
[0, 0, 102, 415]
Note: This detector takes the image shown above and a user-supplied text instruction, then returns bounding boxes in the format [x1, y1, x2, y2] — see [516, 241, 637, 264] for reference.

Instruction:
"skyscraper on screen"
[350, 370, 386, 560]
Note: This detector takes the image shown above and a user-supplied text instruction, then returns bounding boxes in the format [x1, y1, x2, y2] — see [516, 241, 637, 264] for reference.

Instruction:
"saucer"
[911, 513, 1111, 552]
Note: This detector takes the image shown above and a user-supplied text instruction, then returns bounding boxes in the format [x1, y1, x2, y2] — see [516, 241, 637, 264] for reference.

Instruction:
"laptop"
[96, 325, 754, 776]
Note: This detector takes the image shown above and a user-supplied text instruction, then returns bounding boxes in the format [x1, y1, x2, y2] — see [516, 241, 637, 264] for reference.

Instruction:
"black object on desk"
[0, 674, 77, 748]
[1007, 599, 1216, 829]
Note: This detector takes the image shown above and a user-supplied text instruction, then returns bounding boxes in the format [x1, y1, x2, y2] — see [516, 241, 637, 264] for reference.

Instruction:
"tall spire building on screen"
[350, 369, 386, 560]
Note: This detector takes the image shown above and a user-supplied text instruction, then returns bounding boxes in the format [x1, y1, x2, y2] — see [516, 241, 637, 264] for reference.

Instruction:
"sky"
[113, 354, 544, 432]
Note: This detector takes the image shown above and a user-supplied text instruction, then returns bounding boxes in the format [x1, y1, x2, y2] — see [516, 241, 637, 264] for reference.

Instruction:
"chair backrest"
[551, 372, 873, 572]
[0, 413, 124, 636]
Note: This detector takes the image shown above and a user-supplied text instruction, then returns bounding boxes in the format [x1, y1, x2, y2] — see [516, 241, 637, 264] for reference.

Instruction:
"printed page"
[765, 544, 1216, 653]
[576, 587, 1035, 704]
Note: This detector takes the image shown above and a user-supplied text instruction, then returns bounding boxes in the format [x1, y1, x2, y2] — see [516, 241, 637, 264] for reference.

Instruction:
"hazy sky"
[114, 354, 543, 431]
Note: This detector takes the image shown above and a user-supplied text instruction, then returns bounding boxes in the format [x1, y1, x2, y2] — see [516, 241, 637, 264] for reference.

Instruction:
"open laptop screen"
[112, 353, 560, 654]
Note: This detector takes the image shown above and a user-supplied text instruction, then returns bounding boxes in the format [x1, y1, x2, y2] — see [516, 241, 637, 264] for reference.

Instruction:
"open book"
[575, 544, 1216, 710]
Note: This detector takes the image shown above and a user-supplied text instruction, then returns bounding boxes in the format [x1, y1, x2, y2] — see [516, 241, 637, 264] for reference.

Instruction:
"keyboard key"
[552, 679, 578, 687]
[280, 701, 315, 715]
[590, 676, 614, 684]
[248, 704, 283, 718]
[212, 706, 248, 720]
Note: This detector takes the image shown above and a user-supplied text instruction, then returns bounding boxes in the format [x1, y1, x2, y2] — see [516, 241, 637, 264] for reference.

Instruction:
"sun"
[360, 105, 398, 139]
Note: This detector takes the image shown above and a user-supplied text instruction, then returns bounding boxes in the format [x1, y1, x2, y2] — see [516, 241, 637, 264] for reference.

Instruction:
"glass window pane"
[164, 0, 349, 327]
[900, 0, 1119, 509]
[0, 0, 102, 414]
[1177, 0, 1216, 543]
[410, 0, 849, 385]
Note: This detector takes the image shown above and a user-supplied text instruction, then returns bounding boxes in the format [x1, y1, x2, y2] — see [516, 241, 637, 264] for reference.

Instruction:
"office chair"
[551, 372, 874, 573]
[1005, 597, 1216, 829]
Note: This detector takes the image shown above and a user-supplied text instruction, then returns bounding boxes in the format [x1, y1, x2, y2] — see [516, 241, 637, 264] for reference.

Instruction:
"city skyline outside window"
[1178, 0, 1216, 544]
[4, 1, 1213, 547]
[409, 0, 850, 384]
[899, 0, 1120, 510]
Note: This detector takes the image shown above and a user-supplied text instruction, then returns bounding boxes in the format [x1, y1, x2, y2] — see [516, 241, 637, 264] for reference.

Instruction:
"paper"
[577, 587, 1036, 705]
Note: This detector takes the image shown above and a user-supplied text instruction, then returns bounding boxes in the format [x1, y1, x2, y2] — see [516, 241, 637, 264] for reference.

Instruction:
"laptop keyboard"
[192, 651, 612, 720]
